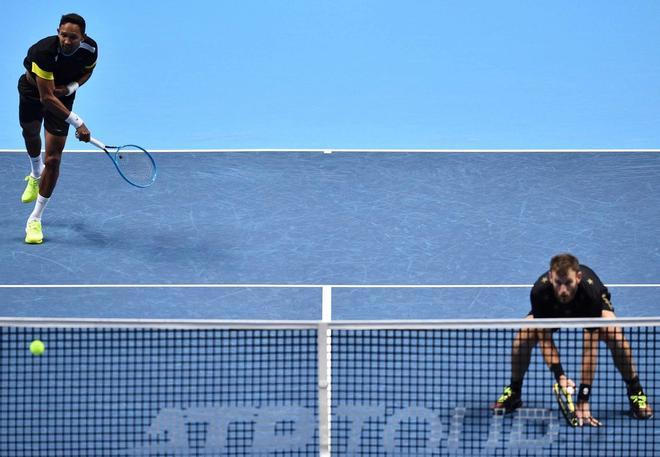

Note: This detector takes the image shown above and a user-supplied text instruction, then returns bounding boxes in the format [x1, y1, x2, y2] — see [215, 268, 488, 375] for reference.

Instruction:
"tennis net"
[0, 318, 658, 456]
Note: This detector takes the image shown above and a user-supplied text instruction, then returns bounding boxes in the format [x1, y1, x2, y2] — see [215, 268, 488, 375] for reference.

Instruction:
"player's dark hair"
[550, 253, 580, 276]
[60, 13, 86, 35]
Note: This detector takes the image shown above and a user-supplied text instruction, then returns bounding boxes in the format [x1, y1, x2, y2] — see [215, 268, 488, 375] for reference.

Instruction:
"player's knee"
[43, 154, 61, 171]
[513, 328, 537, 351]
[601, 326, 626, 348]
[21, 123, 40, 141]
[520, 327, 538, 340]
[601, 325, 619, 338]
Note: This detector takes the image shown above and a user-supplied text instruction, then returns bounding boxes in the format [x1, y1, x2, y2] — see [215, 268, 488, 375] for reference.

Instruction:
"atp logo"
[123, 404, 558, 456]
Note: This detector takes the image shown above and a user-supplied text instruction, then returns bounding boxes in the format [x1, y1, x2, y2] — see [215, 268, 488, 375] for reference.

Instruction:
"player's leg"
[18, 90, 45, 203]
[511, 327, 539, 383]
[492, 316, 538, 412]
[39, 131, 66, 198]
[24, 89, 75, 243]
[25, 125, 67, 244]
[21, 120, 43, 174]
[600, 310, 653, 419]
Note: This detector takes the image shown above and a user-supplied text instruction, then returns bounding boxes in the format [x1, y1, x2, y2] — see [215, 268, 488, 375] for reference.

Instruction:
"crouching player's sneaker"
[491, 386, 522, 413]
[629, 388, 654, 420]
[25, 219, 43, 244]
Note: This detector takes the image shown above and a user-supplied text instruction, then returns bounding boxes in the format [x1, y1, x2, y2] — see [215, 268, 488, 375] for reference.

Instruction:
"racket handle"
[89, 137, 107, 150]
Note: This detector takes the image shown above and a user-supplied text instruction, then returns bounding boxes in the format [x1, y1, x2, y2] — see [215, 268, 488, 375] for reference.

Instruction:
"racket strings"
[114, 146, 156, 187]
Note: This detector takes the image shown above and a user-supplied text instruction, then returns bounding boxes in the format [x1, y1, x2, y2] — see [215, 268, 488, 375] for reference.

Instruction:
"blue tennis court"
[2, 149, 659, 456]
[3, 2, 660, 455]
[1, 150, 658, 319]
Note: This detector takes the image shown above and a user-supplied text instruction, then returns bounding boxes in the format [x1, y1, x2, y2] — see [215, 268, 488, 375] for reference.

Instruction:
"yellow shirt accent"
[85, 60, 97, 70]
[31, 62, 54, 80]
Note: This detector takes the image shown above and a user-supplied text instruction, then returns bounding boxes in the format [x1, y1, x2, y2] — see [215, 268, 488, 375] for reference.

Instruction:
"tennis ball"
[566, 385, 575, 395]
[30, 340, 45, 356]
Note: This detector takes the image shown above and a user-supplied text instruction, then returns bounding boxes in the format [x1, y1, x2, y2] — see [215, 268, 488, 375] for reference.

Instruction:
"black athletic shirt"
[23, 35, 98, 86]
[530, 265, 614, 318]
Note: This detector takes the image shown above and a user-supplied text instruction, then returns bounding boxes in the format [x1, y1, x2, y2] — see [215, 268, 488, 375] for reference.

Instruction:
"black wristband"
[577, 383, 591, 403]
[549, 363, 565, 382]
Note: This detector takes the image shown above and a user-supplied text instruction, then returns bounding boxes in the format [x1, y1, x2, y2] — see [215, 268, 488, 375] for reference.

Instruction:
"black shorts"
[18, 74, 75, 137]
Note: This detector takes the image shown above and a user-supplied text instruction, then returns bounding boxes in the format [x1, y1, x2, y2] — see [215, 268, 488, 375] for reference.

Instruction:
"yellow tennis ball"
[30, 340, 45, 356]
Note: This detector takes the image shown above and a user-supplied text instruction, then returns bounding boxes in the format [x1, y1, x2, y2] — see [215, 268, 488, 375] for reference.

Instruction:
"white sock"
[28, 194, 49, 222]
[29, 154, 44, 178]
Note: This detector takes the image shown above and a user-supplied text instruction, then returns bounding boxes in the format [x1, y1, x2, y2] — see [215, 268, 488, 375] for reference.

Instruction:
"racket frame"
[90, 137, 157, 188]
[553, 382, 580, 427]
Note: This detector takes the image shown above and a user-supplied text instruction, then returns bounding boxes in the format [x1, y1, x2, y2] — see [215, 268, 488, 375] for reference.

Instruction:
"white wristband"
[65, 111, 84, 128]
[66, 82, 79, 96]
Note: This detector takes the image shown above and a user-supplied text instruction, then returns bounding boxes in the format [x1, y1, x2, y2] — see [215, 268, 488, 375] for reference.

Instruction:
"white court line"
[1, 148, 660, 154]
[0, 283, 658, 288]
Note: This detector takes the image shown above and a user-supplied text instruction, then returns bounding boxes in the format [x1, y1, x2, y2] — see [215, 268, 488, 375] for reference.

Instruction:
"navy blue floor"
[1, 151, 658, 319]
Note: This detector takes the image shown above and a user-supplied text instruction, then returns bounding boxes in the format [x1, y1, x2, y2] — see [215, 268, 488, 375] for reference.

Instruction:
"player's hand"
[576, 401, 603, 427]
[558, 375, 576, 392]
[75, 124, 91, 142]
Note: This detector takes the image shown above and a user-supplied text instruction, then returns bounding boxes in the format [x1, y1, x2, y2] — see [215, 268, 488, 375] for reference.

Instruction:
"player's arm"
[35, 75, 90, 142]
[538, 329, 575, 390]
[77, 66, 95, 87]
[529, 287, 573, 386]
[53, 68, 95, 98]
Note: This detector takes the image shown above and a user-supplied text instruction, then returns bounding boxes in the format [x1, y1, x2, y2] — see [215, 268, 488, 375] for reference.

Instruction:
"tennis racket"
[90, 137, 157, 188]
[553, 383, 580, 427]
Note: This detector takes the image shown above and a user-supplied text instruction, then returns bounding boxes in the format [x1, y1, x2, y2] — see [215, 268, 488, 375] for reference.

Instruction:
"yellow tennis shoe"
[25, 219, 43, 244]
[629, 390, 654, 420]
[21, 175, 40, 203]
[491, 385, 522, 413]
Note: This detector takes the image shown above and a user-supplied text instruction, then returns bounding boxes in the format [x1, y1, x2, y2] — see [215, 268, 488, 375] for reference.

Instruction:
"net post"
[318, 321, 331, 457]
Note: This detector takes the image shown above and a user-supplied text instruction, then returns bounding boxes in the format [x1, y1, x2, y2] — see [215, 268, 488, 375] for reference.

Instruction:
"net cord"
[1, 316, 659, 330]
